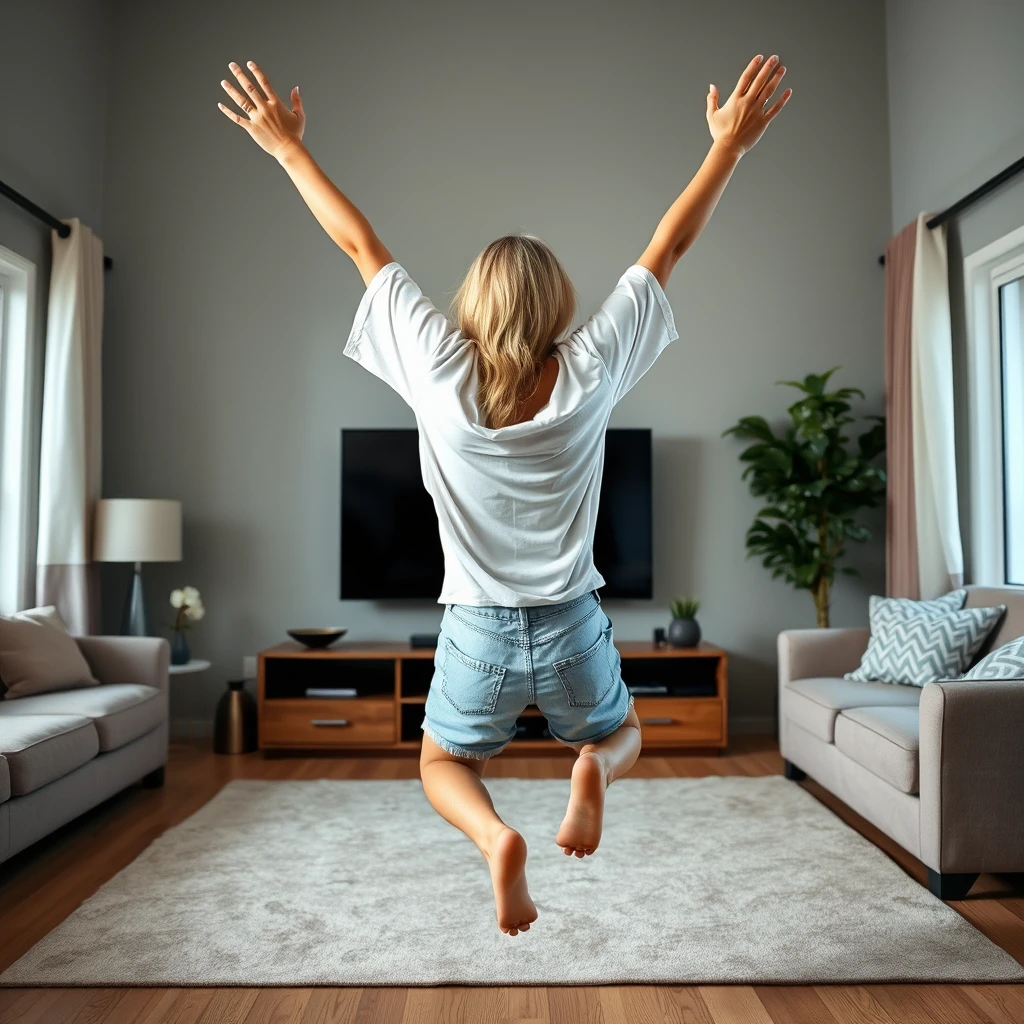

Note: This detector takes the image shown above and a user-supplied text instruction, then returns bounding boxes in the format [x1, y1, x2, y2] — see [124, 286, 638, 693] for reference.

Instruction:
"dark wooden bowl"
[287, 628, 348, 649]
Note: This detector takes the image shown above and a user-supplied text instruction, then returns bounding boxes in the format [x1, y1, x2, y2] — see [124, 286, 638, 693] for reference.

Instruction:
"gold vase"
[213, 680, 257, 754]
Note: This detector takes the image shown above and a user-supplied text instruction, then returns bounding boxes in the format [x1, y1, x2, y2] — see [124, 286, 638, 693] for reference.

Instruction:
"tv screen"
[340, 428, 652, 600]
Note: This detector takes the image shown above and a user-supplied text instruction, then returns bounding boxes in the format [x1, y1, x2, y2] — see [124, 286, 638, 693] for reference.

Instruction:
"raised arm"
[218, 61, 392, 286]
[638, 55, 792, 287]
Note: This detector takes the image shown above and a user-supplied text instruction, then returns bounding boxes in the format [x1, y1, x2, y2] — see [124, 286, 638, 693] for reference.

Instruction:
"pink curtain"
[884, 221, 919, 598]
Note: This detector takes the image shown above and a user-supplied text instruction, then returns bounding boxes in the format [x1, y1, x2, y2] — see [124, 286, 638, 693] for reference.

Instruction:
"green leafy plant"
[723, 369, 886, 628]
[670, 597, 701, 620]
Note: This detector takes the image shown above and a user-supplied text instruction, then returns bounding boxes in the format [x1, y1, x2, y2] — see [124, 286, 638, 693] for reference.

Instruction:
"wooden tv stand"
[257, 641, 728, 755]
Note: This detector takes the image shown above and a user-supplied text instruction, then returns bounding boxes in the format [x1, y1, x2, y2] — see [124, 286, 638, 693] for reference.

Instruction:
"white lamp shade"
[93, 499, 182, 563]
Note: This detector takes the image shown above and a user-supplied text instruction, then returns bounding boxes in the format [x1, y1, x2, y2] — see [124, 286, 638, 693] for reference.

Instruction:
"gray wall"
[0, 0, 111, 602]
[100, 0, 892, 733]
[886, 0, 1024, 577]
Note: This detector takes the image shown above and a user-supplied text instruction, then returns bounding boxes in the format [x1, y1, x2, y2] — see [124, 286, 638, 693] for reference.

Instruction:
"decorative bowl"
[287, 628, 348, 649]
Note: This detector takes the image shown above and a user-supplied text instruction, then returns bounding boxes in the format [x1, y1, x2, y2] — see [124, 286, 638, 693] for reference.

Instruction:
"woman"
[218, 54, 790, 936]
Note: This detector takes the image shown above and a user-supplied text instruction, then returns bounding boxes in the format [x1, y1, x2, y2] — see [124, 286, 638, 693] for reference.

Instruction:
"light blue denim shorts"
[422, 591, 633, 760]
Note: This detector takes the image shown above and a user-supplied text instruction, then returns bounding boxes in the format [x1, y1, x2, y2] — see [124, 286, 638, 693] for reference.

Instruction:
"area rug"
[3, 776, 1023, 986]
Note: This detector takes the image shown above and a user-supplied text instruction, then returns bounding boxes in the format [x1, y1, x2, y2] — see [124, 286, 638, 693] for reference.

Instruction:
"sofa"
[778, 585, 1024, 900]
[0, 636, 169, 865]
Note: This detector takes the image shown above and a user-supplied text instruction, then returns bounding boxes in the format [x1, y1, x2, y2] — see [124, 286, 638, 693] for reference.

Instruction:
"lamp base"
[120, 562, 150, 636]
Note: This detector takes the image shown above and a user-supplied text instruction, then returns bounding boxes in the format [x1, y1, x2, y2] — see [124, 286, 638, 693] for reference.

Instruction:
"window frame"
[963, 224, 1024, 587]
[0, 243, 38, 614]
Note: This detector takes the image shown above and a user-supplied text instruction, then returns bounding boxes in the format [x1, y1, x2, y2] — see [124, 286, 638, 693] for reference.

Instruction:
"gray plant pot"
[667, 617, 701, 648]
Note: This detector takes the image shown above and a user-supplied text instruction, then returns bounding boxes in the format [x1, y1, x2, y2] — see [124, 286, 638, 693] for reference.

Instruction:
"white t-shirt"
[344, 262, 677, 606]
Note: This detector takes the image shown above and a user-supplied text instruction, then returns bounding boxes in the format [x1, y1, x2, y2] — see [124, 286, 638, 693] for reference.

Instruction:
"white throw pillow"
[846, 590, 967, 683]
[0, 606, 99, 699]
[961, 635, 1024, 680]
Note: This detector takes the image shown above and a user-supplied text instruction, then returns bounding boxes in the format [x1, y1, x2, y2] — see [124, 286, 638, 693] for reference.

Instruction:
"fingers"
[749, 54, 780, 98]
[706, 83, 719, 121]
[291, 85, 305, 119]
[217, 102, 252, 131]
[759, 64, 787, 104]
[764, 88, 793, 123]
[734, 54, 764, 96]
[245, 61, 279, 103]
[220, 78, 254, 116]
[228, 61, 265, 107]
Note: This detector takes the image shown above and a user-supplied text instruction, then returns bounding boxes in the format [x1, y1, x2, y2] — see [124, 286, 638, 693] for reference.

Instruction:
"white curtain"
[36, 219, 104, 634]
[910, 212, 964, 598]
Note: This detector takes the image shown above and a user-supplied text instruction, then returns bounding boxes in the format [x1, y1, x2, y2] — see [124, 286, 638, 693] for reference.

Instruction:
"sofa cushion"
[0, 754, 9, 803]
[0, 685, 163, 752]
[834, 706, 920, 794]
[784, 677, 922, 743]
[0, 714, 99, 796]
[0, 606, 99, 699]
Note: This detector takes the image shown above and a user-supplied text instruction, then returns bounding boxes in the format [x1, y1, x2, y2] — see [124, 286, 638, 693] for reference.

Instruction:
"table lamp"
[93, 499, 182, 636]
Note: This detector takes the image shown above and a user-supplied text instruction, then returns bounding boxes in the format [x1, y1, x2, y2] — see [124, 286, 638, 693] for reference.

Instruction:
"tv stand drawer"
[261, 698, 395, 747]
[633, 697, 723, 745]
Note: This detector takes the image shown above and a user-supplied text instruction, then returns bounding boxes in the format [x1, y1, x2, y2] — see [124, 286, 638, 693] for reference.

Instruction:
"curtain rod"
[878, 153, 1024, 266]
[0, 178, 113, 270]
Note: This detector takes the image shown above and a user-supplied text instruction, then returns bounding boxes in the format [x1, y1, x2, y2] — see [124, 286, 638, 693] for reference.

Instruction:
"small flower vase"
[170, 630, 191, 666]
[667, 617, 701, 648]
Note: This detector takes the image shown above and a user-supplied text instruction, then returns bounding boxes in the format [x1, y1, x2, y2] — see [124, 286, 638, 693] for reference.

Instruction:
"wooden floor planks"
[0, 736, 1021, 1023]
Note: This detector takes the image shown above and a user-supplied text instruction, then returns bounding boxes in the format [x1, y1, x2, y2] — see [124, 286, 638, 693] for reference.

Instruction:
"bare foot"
[483, 826, 537, 936]
[556, 750, 607, 857]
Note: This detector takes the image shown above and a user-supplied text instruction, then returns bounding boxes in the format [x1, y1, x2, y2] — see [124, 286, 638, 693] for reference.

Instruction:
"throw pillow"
[961, 635, 1024, 680]
[847, 604, 1005, 687]
[0, 606, 100, 699]
[846, 589, 967, 682]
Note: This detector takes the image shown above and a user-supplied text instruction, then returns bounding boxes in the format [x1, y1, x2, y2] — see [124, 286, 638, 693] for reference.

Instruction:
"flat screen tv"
[341, 428, 652, 600]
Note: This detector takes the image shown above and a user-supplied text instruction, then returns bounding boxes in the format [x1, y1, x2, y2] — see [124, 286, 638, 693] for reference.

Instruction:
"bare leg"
[556, 705, 642, 857]
[419, 734, 537, 935]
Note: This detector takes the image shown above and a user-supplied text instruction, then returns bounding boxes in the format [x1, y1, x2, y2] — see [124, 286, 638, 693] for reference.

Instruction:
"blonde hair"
[453, 235, 576, 429]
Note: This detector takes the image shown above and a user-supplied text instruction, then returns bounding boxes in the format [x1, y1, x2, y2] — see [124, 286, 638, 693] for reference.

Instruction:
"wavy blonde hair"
[453, 235, 576, 429]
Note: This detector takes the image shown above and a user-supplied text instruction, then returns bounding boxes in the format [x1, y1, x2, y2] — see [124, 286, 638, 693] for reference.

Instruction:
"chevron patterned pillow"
[847, 604, 1005, 687]
[961, 635, 1024, 680]
[846, 590, 967, 682]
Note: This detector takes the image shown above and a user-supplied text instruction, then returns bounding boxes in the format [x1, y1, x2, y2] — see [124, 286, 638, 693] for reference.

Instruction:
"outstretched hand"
[218, 61, 306, 161]
[707, 54, 791, 156]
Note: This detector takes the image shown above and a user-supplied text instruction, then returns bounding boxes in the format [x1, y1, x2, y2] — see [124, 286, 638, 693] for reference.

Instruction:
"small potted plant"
[668, 597, 701, 648]
[168, 586, 205, 665]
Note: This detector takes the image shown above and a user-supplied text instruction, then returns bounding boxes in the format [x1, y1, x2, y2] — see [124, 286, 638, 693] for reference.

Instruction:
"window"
[0, 244, 37, 614]
[1001, 274, 1024, 583]
[964, 225, 1024, 587]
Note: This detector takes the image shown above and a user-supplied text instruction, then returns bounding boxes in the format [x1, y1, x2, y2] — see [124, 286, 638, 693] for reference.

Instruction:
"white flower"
[170, 589, 185, 609]
[182, 586, 201, 607]
[185, 602, 205, 622]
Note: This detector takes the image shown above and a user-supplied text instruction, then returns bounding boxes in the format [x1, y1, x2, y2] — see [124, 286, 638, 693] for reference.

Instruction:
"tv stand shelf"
[257, 641, 728, 755]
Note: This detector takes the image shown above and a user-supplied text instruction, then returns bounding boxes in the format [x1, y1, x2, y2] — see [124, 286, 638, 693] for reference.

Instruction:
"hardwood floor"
[1, 737, 1022, 1023]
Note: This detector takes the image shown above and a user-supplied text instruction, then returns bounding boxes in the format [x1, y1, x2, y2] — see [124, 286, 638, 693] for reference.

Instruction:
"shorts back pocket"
[440, 639, 506, 715]
[554, 625, 620, 708]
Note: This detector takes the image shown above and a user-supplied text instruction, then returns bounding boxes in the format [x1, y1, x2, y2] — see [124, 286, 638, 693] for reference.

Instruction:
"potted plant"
[168, 586, 205, 665]
[668, 597, 701, 648]
[723, 369, 886, 628]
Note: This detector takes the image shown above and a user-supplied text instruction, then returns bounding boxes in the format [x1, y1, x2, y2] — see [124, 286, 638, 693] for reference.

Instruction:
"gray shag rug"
[3, 776, 1022, 986]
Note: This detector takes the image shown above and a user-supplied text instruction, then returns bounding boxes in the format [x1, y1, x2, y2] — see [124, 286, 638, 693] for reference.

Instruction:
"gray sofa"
[779, 585, 1024, 900]
[0, 636, 169, 864]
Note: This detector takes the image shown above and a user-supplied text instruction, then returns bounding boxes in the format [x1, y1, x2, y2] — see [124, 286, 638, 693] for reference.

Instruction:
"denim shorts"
[422, 591, 633, 760]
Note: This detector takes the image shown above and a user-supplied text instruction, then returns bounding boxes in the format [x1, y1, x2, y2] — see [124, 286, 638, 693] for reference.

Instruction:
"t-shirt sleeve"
[343, 262, 461, 408]
[573, 265, 679, 403]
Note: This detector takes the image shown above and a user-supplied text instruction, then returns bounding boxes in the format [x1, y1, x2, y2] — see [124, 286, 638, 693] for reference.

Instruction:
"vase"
[214, 680, 258, 754]
[170, 630, 191, 666]
[667, 617, 701, 648]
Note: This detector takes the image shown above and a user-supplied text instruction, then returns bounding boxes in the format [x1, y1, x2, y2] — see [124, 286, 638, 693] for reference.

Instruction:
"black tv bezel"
[340, 426, 652, 601]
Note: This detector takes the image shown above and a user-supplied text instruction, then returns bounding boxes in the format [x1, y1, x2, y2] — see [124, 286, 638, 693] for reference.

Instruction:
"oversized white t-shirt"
[344, 262, 677, 606]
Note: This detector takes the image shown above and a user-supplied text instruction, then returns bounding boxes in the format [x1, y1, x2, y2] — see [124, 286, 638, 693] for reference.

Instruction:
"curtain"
[884, 213, 964, 599]
[884, 221, 919, 598]
[35, 219, 104, 634]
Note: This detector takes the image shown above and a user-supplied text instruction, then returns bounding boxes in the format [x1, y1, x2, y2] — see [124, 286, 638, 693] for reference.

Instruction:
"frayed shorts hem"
[548, 694, 636, 750]
[421, 723, 509, 761]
